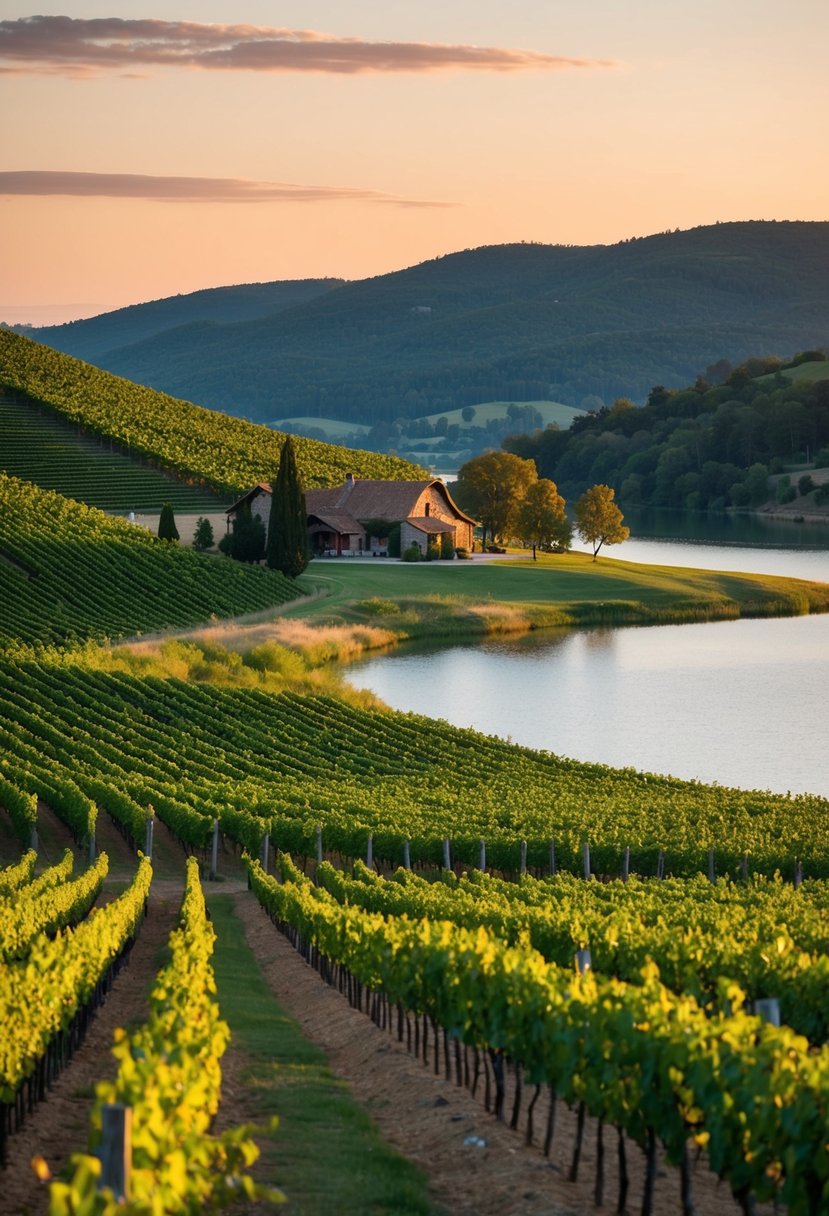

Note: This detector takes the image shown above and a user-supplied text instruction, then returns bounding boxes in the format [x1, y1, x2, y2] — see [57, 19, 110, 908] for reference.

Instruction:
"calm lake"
[346, 523, 829, 800]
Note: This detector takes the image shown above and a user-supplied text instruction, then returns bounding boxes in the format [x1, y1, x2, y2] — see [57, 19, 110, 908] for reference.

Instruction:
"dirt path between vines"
[231, 889, 772, 1216]
[0, 890, 179, 1216]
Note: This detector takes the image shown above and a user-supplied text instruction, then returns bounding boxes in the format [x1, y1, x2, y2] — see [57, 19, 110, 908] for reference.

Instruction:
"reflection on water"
[346, 615, 829, 799]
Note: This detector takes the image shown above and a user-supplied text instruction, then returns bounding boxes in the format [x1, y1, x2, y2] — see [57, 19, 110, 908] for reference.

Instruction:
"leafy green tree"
[461, 406, 477, 423]
[574, 484, 629, 560]
[157, 503, 179, 543]
[454, 451, 537, 547]
[266, 436, 310, 577]
[229, 505, 265, 562]
[515, 479, 571, 559]
[192, 517, 214, 551]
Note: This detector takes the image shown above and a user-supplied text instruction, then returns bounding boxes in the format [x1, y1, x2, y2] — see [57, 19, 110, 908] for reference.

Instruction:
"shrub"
[798, 474, 816, 497]
[776, 476, 796, 505]
[440, 533, 455, 560]
[815, 448, 829, 469]
[425, 542, 440, 562]
[192, 517, 214, 551]
[815, 483, 829, 505]
[402, 543, 422, 562]
[455, 547, 470, 560]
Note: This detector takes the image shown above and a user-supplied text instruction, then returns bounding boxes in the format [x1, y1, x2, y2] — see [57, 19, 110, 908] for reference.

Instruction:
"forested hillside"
[506, 354, 829, 511]
[0, 330, 427, 496]
[23, 278, 342, 365]
[26, 221, 829, 426]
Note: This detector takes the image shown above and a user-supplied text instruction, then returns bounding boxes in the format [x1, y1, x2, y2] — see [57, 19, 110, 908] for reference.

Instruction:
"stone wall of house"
[411, 485, 474, 549]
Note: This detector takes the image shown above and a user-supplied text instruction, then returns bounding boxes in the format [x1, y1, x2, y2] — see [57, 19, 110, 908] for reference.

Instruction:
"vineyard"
[250, 854, 829, 1215]
[0, 325, 827, 1211]
[0, 474, 303, 648]
[0, 395, 226, 513]
[1, 655, 828, 880]
[0, 329, 427, 496]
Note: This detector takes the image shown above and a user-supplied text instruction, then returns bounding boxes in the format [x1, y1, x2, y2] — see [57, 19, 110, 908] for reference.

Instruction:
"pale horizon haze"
[2, 1, 827, 325]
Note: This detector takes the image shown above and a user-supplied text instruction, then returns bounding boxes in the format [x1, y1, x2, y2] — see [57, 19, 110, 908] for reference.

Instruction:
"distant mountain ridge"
[27, 278, 343, 364]
[27, 222, 829, 426]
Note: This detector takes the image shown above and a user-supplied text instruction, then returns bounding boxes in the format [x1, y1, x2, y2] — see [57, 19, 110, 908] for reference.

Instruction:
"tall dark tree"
[266, 436, 310, 577]
[157, 502, 179, 542]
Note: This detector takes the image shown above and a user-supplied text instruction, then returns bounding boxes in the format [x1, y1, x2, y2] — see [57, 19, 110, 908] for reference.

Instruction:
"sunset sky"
[2, 1, 827, 324]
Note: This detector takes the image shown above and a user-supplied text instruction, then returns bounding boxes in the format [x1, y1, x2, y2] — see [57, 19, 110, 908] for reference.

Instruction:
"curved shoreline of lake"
[345, 530, 829, 801]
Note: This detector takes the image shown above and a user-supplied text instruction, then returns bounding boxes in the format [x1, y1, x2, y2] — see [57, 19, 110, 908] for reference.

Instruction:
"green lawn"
[282, 551, 829, 636]
[208, 894, 437, 1216]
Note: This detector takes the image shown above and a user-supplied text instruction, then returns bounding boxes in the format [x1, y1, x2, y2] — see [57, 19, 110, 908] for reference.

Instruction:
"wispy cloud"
[0, 16, 617, 78]
[0, 170, 453, 208]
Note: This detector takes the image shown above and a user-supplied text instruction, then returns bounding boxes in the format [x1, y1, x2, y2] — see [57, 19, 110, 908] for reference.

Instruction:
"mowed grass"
[282, 550, 829, 637]
[208, 894, 437, 1216]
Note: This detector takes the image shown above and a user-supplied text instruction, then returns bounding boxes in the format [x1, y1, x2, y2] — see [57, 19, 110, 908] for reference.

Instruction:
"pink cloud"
[0, 170, 453, 207]
[0, 16, 618, 77]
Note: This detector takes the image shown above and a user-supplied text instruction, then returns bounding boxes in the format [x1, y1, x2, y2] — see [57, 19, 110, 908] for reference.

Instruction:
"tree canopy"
[266, 436, 310, 578]
[574, 484, 629, 560]
[454, 451, 538, 546]
[515, 479, 571, 559]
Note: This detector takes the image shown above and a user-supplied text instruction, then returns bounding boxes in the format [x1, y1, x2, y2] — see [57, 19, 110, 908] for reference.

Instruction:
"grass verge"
[208, 893, 438, 1216]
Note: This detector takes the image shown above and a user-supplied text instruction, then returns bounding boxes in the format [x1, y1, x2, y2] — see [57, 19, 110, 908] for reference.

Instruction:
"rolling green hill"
[0, 330, 427, 497]
[28, 222, 829, 427]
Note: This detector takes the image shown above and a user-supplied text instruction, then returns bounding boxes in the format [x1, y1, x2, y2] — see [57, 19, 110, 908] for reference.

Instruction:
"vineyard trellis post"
[403, 839, 411, 870]
[100, 1103, 132, 1201]
[210, 818, 219, 879]
[315, 824, 323, 864]
[549, 838, 556, 876]
[478, 839, 486, 873]
[366, 835, 373, 869]
[144, 817, 153, 860]
[622, 846, 630, 882]
[582, 842, 591, 880]
[707, 848, 715, 883]
[30, 825, 38, 852]
[519, 840, 527, 877]
[88, 832, 96, 863]
[442, 838, 451, 871]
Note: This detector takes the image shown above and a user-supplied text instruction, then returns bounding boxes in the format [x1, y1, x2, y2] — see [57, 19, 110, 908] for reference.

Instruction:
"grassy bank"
[279, 551, 829, 644]
[208, 894, 437, 1215]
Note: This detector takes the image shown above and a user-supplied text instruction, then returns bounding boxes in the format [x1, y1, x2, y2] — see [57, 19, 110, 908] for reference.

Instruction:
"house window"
[425, 503, 430, 517]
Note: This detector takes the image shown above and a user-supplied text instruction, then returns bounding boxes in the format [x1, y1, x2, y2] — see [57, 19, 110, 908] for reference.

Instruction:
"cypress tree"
[266, 437, 310, 577]
[157, 502, 179, 542]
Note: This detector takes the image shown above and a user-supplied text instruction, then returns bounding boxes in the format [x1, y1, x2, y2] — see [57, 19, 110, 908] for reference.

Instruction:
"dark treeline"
[505, 354, 829, 511]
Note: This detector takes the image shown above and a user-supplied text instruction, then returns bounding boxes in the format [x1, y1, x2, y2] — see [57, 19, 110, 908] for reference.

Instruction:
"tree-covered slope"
[506, 353, 829, 512]
[0, 330, 427, 496]
[0, 474, 302, 649]
[28, 222, 829, 424]
[25, 278, 343, 365]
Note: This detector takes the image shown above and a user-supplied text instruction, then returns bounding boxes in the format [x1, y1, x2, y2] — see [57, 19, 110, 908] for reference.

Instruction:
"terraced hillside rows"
[0, 328, 427, 495]
[0, 474, 303, 648]
[1, 655, 827, 878]
[0, 395, 227, 512]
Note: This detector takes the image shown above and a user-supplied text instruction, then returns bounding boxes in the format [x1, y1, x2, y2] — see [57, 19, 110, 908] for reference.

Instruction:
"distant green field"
[271, 416, 370, 438]
[420, 400, 586, 430]
[779, 360, 829, 384]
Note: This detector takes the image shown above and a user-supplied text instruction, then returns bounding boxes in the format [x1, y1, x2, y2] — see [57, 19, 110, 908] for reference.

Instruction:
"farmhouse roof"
[307, 509, 363, 534]
[304, 478, 475, 525]
[405, 517, 455, 535]
[225, 483, 271, 514]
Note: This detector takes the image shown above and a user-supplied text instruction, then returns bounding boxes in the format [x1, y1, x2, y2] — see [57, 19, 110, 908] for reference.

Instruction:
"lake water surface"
[346, 529, 829, 799]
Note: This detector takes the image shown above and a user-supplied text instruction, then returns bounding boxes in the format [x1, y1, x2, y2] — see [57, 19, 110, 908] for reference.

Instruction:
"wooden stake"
[144, 817, 154, 860]
[707, 848, 715, 883]
[622, 845, 630, 882]
[315, 824, 323, 863]
[549, 838, 556, 876]
[443, 837, 451, 871]
[210, 818, 219, 879]
[366, 834, 373, 868]
[478, 839, 486, 873]
[582, 841, 591, 879]
[99, 1104, 132, 1201]
[403, 839, 411, 870]
[519, 839, 527, 877]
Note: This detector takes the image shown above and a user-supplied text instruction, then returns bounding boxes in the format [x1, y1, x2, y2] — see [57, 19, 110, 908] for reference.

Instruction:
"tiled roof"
[307, 510, 363, 534]
[405, 517, 455, 534]
[305, 478, 476, 525]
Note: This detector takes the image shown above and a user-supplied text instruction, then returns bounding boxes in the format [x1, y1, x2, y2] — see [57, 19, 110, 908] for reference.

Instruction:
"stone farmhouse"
[226, 474, 476, 557]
